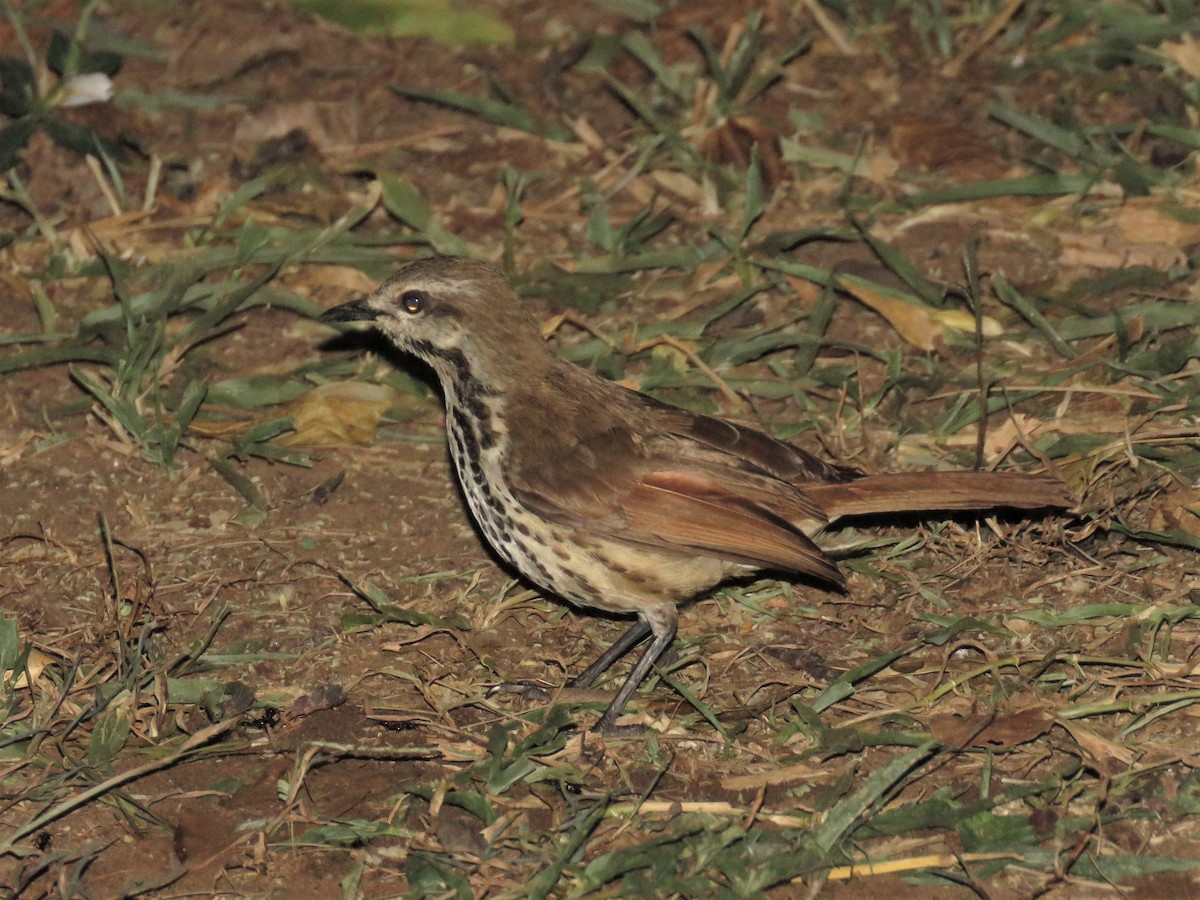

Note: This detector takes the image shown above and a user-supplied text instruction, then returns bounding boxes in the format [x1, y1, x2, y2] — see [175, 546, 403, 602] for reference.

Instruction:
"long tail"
[804, 472, 1073, 523]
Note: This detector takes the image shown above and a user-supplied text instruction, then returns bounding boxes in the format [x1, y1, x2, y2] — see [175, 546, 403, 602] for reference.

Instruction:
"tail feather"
[804, 472, 1073, 523]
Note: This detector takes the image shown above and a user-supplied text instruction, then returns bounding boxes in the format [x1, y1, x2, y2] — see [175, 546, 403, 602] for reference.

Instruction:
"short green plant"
[609, 11, 808, 192]
[0, 0, 123, 171]
[0, 194, 372, 469]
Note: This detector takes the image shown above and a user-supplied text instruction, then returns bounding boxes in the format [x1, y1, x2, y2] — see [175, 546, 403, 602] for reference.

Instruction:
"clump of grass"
[0, 0, 123, 172]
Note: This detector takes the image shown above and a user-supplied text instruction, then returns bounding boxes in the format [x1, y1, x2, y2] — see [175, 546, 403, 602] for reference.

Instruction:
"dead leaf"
[1113, 202, 1200, 248]
[1059, 228, 1188, 271]
[571, 116, 605, 151]
[279, 382, 400, 447]
[929, 706, 1055, 750]
[648, 169, 705, 204]
[723, 762, 822, 790]
[828, 852, 1022, 880]
[889, 117, 1004, 175]
[864, 146, 900, 182]
[783, 275, 823, 305]
[838, 277, 1002, 350]
[1148, 486, 1200, 539]
[1058, 719, 1135, 775]
[697, 114, 785, 191]
[948, 412, 1053, 465]
[7, 648, 60, 690]
[0, 429, 38, 467]
[1158, 34, 1200, 78]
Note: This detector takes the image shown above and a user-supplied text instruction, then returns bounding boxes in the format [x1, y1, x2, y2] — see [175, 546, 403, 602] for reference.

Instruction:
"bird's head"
[321, 256, 548, 386]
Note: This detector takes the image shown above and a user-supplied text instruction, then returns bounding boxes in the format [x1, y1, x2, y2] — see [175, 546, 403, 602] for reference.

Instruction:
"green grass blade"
[812, 741, 939, 853]
[620, 31, 685, 99]
[991, 273, 1079, 359]
[904, 174, 1096, 206]
[525, 801, 608, 900]
[392, 85, 540, 133]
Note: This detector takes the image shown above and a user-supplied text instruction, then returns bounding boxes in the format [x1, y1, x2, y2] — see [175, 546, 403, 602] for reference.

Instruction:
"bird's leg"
[488, 606, 678, 735]
[591, 604, 677, 734]
[567, 619, 652, 688]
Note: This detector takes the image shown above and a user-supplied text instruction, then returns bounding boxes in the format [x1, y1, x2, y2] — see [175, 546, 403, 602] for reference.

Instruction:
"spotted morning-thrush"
[320, 256, 1070, 734]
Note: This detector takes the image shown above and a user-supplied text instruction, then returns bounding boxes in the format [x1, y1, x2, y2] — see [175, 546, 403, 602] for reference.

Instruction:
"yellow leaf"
[837, 278, 939, 349]
[280, 382, 399, 447]
[1158, 34, 1200, 78]
[930, 307, 1003, 337]
[838, 278, 1002, 349]
[8, 649, 58, 690]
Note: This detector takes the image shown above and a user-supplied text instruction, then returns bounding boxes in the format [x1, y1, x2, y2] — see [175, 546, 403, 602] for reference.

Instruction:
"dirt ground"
[3, 0, 1200, 897]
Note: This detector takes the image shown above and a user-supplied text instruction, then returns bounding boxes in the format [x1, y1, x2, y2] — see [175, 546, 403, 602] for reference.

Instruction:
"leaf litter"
[1, 0, 1200, 896]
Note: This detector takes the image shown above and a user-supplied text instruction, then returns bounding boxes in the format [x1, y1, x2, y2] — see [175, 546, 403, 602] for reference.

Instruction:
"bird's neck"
[433, 348, 618, 476]
[433, 348, 511, 482]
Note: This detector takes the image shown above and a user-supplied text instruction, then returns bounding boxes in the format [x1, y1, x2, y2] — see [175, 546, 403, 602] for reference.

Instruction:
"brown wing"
[628, 388, 862, 484]
[505, 364, 1064, 589]
[512, 466, 843, 587]
[508, 392, 844, 586]
[628, 471, 843, 584]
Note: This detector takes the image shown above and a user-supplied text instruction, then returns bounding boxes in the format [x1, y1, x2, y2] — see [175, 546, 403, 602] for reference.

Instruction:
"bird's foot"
[486, 680, 555, 703]
[588, 707, 655, 737]
[589, 719, 650, 738]
[488, 679, 616, 703]
[488, 682, 652, 736]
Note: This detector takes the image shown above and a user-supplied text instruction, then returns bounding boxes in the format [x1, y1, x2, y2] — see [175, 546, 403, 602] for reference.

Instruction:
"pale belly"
[445, 404, 741, 616]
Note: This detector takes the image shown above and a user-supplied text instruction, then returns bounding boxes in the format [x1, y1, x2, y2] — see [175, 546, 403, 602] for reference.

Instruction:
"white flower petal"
[58, 73, 114, 108]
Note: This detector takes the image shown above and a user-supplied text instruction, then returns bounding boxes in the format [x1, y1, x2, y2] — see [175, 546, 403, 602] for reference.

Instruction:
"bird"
[320, 256, 1071, 734]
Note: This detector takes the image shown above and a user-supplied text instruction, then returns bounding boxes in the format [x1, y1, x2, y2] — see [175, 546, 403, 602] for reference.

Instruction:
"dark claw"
[590, 719, 649, 737]
[489, 683, 652, 736]
[486, 681, 555, 702]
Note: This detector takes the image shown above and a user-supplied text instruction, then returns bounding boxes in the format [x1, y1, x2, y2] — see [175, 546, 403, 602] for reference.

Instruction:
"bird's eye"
[400, 290, 427, 314]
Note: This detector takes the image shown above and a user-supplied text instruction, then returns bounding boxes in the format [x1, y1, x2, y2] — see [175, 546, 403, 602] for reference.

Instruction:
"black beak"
[319, 298, 381, 323]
